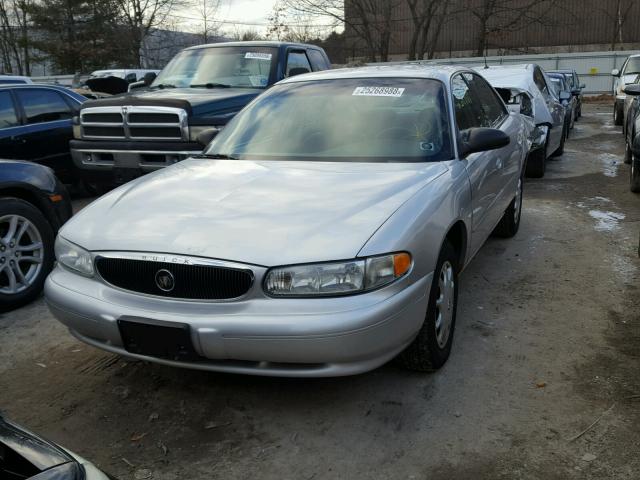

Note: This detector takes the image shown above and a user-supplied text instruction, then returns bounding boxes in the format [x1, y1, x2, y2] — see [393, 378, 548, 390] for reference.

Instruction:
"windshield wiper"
[151, 83, 176, 89]
[190, 83, 232, 89]
[195, 153, 238, 160]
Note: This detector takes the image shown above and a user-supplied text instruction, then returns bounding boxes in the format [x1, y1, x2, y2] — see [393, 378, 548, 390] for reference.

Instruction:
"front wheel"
[396, 241, 458, 372]
[525, 144, 546, 178]
[493, 176, 523, 238]
[614, 103, 623, 126]
[625, 140, 633, 165]
[0, 198, 54, 312]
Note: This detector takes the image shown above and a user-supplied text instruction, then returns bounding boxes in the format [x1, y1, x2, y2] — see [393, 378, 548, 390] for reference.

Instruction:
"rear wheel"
[526, 143, 546, 178]
[625, 139, 633, 165]
[396, 241, 458, 372]
[0, 198, 54, 312]
[631, 153, 640, 193]
[614, 103, 623, 126]
[493, 176, 523, 238]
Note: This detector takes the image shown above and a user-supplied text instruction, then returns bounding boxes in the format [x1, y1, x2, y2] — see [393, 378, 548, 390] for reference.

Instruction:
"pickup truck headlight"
[264, 253, 412, 297]
[189, 125, 221, 142]
[72, 116, 82, 139]
[55, 236, 94, 277]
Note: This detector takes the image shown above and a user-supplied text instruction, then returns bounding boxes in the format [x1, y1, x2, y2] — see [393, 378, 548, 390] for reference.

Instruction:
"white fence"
[374, 50, 640, 95]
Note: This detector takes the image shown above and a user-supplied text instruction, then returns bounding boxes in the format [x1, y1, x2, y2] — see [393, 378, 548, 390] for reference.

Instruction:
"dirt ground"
[1, 104, 639, 480]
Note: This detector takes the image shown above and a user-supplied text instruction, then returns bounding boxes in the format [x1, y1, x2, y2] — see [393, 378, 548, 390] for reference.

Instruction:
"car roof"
[474, 65, 536, 91]
[279, 64, 466, 85]
[185, 40, 323, 51]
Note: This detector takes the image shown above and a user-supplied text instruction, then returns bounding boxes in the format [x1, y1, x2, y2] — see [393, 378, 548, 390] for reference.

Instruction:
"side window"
[464, 73, 506, 126]
[307, 50, 329, 71]
[0, 91, 19, 128]
[124, 73, 137, 83]
[533, 68, 549, 95]
[15, 89, 72, 124]
[452, 74, 484, 130]
[286, 51, 312, 77]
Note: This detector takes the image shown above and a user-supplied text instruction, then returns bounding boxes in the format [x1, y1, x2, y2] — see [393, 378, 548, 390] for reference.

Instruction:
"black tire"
[0, 198, 55, 312]
[625, 140, 633, 165]
[525, 144, 546, 178]
[396, 241, 459, 372]
[551, 126, 566, 157]
[614, 103, 623, 126]
[631, 155, 640, 193]
[493, 175, 523, 238]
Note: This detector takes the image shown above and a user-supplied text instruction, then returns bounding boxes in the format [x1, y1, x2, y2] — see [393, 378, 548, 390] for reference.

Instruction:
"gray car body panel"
[46, 65, 530, 377]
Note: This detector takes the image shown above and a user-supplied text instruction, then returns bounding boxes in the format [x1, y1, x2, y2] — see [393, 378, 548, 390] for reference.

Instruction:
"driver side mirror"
[624, 84, 640, 96]
[459, 128, 510, 158]
[612, 69, 620, 77]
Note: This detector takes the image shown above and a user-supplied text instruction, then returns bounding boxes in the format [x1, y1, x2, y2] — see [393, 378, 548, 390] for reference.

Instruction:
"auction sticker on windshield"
[245, 52, 272, 60]
[352, 86, 405, 97]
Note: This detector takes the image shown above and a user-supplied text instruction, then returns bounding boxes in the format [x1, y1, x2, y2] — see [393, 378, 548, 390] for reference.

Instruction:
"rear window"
[207, 78, 453, 163]
[0, 91, 18, 128]
[15, 89, 72, 124]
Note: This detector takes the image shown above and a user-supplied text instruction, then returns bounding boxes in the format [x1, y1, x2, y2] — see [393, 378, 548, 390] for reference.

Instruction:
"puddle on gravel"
[588, 210, 626, 231]
[598, 153, 620, 177]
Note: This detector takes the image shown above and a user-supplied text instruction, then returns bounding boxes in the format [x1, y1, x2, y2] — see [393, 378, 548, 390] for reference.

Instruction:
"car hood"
[82, 87, 262, 121]
[62, 159, 448, 266]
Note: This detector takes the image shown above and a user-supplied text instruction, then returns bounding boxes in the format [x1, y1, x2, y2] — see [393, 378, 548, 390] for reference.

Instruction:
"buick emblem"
[155, 269, 175, 292]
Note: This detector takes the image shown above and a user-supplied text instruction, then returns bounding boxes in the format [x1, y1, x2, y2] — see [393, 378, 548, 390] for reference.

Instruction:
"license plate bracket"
[118, 317, 200, 361]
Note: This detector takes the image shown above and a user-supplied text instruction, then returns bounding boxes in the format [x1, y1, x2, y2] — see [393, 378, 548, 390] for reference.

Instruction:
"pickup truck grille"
[95, 257, 254, 300]
[80, 106, 188, 141]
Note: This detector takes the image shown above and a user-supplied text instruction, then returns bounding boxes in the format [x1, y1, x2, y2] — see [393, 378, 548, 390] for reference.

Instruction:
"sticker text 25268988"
[352, 87, 405, 97]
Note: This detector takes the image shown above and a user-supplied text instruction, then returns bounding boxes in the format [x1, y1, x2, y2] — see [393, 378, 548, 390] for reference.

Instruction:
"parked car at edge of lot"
[612, 54, 640, 126]
[623, 74, 640, 138]
[0, 414, 113, 479]
[0, 75, 32, 85]
[70, 41, 332, 189]
[476, 64, 566, 178]
[0, 84, 86, 185]
[548, 72, 576, 136]
[622, 80, 640, 192]
[0, 159, 72, 312]
[45, 65, 532, 377]
[548, 69, 584, 120]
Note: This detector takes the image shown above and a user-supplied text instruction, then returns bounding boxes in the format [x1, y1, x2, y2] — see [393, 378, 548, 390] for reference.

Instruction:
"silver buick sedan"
[45, 66, 532, 377]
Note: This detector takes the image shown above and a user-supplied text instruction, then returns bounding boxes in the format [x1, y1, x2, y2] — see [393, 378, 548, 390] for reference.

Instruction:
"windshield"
[624, 57, 640, 75]
[152, 46, 276, 89]
[206, 78, 453, 163]
[549, 76, 565, 96]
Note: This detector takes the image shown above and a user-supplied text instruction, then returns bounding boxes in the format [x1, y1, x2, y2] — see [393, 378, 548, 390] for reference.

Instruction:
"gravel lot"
[1, 104, 639, 480]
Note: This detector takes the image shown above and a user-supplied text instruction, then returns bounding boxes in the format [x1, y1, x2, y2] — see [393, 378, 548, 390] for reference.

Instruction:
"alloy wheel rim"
[434, 260, 455, 348]
[0, 215, 44, 295]
[514, 178, 523, 224]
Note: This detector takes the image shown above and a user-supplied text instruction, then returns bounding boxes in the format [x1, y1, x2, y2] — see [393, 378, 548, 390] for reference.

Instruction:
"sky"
[183, 0, 280, 36]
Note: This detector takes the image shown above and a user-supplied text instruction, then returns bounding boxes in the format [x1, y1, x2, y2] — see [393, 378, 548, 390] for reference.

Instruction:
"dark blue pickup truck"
[71, 41, 331, 186]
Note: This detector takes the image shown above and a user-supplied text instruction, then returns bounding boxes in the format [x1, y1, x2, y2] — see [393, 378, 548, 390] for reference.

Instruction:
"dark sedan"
[0, 84, 85, 185]
[623, 81, 640, 192]
[0, 414, 113, 479]
[549, 69, 585, 120]
[0, 159, 72, 311]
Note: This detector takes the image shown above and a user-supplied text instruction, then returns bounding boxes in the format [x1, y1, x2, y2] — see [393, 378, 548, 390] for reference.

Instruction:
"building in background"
[344, 0, 640, 62]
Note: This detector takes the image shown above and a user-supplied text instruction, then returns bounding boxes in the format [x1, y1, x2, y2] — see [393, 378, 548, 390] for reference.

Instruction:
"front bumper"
[45, 266, 431, 377]
[70, 139, 202, 184]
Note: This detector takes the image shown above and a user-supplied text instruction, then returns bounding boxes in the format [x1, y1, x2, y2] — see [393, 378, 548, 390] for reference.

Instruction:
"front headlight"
[55, 236, 94, 277]
[264, 252, 412, 297]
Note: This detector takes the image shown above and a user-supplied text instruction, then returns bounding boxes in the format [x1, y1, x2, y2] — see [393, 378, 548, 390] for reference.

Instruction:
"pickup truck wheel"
[493, 176, 523, 238]
[525, 143, 546, 178]
[631, 155, 640, 193]
[396, 241, 458, 372]
[0, 198, 54, 312]
[614, 104, 623, 126]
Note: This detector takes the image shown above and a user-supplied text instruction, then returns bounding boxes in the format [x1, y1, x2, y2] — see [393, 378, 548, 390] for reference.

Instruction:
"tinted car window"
[464, 73, 506, 126]
[286, 52, 312, 76]
[308, 50, 329, 71]
[533, 68, 549, 95]
[0, 91, 19, 128]
[207, 78, 453, 162]
[623, 57, 640, 75]
[15, 89, 72, 124]
[452, 74, 482, 130]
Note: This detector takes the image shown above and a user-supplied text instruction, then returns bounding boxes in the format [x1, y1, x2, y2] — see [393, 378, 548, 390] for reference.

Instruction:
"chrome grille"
[80, 106, 188, 141]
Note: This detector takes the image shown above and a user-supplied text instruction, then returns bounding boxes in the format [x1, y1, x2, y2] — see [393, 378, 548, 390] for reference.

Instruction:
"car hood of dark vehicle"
[62, 159, 448, 266]
[81, 87, 263, 119]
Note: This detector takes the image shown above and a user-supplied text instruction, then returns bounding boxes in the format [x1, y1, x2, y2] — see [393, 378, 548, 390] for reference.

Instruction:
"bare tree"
[0, 0, 32, 74]
[113, 0, 192, 67]
[268, 0, 326, 43]
[196, 0, 220, 43]
[282, 0, 401, 62]
[405, 0, 457, 60]
[596, 0, 636, 50]
[461, 0, 560, 56]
